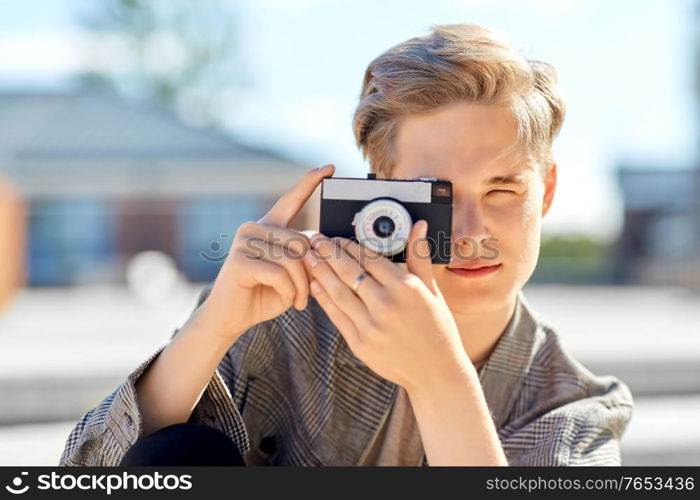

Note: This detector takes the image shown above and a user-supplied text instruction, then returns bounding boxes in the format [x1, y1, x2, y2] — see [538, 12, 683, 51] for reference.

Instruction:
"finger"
[308, 235, 383, 300]
[233, 250, 297, 306]
[308, 279, 362, 352]
[306, 247, 372, 328]
[239, 240, 311, 310]
[318, 233, 403, 286]
[259, 164, 335, 227]
[234, 222, 311, 260]
[406, 220, 439, 295]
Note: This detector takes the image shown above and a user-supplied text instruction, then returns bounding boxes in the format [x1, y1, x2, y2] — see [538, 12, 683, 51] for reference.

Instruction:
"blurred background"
[0, 0, 699, 465]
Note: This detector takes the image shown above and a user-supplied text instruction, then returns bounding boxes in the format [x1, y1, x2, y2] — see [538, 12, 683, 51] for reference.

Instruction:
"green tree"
[77, 0, 245, 126]
[532, 234, 615, 284]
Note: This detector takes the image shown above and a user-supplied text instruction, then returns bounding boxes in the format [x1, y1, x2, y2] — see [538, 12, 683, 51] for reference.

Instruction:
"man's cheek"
[520, 195, 541, 225]
[498, 209, 537, 253]
[482, 238, 501, 261]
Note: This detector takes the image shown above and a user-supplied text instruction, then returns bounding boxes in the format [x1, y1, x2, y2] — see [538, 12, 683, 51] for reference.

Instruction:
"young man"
[60, 22, 633, 466]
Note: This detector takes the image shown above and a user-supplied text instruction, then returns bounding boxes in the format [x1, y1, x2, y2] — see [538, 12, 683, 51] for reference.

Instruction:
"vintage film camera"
[319, 173, 452, 264]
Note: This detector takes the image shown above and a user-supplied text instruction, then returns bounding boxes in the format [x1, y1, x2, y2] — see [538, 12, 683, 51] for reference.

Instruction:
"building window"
[645, 212, 694, 259]
[29, 199, 117, 286]
[177, 197, 266, 282]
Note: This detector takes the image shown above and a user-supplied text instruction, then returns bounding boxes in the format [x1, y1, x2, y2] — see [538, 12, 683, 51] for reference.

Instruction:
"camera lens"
[372, 216, 395, 238]
[352, 198, 412, 257]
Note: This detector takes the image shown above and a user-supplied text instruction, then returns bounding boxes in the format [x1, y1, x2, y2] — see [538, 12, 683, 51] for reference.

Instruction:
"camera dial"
[351, 198, 412, 256]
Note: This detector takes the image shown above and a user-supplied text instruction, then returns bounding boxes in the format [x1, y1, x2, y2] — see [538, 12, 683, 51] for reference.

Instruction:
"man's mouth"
[446, 262, 502, 278]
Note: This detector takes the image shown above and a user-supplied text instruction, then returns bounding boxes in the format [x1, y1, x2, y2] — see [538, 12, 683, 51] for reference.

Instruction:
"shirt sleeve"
[500, 377, 634, 466]
[58, 283, 252, 466]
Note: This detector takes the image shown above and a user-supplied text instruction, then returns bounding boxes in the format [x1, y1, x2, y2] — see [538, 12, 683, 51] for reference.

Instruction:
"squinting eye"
[488, 189, 516, 195]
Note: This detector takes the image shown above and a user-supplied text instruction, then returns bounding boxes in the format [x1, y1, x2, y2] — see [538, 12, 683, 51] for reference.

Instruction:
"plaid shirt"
[59, 287, 634, 466]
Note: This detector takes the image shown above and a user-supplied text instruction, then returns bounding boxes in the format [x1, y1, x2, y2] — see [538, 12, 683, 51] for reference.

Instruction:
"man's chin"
[438, 278, 510, 314]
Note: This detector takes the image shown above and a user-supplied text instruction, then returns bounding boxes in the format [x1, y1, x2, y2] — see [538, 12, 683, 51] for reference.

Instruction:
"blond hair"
[352, 23, 565, 178]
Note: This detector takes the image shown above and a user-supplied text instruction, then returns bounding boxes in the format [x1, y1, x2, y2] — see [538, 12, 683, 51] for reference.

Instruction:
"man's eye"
[488, 189, 516, 195]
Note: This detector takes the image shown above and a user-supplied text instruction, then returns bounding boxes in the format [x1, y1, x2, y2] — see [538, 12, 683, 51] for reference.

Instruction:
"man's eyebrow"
[485, 172, 531, 185]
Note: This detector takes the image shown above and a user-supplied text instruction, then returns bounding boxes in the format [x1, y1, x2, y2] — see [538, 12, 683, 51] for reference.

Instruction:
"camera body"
[319, 173, 452, 264]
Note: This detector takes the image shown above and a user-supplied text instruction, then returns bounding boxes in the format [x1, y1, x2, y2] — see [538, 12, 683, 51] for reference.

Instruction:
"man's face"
[390, 101, 557, 315]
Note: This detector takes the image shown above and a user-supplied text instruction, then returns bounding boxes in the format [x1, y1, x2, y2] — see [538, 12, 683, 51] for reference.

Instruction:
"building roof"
[0, 88, 310, 197]
[617, 165, 700, 212]
[0, 87, 297, 165]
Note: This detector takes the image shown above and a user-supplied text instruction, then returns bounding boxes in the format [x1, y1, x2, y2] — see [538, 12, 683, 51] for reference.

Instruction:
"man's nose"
[451, 203, 492, 260]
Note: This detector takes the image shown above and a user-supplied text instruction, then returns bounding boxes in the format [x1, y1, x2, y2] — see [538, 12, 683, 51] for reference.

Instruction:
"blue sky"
[0, 0, 697, 238]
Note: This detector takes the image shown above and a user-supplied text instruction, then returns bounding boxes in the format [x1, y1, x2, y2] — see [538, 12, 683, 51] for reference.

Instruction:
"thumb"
[406, 220, 439, 295]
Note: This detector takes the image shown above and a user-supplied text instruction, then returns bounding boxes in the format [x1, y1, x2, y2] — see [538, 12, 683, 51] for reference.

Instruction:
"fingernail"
[310, 280, 322, 294]
[307, 252, 318, 268]
[310, 234, 324, 249]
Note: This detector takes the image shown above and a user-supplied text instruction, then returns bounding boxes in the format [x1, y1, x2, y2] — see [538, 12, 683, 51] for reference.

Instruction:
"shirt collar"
[477, 289, 547, 429]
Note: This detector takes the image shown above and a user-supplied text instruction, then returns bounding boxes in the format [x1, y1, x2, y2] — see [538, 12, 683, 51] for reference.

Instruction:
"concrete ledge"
[3, 358, 697, 424]
[0, 375, 125, 425]
[623, 450, 700, 466]
[584, 359, 700, 397]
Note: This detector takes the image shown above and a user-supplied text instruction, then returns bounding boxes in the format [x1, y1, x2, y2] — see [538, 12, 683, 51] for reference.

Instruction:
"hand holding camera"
[196, 166, 455, 348]
[197, 164, 335, 343]
[305, 220, 468, 394]
[306, 172, 470, 392]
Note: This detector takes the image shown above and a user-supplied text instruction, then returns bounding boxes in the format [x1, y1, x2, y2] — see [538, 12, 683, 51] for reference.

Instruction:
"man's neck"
[451, 295, 518, 366]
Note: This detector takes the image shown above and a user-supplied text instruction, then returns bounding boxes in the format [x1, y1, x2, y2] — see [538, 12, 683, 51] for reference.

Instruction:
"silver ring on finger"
[351, 270, 369, 294]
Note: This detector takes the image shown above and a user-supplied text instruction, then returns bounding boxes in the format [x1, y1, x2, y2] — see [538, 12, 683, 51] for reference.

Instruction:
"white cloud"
[0, 31, 88, 79]
[252, 0, 336, 8]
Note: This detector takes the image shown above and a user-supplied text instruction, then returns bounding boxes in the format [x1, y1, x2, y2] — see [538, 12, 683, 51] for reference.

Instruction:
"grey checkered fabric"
[59, 287, 634, 466]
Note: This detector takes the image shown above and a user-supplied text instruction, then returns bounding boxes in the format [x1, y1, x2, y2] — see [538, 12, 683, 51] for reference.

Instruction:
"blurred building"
[616, 165, 700, 286]
[0, 173, 26, 310]
[0, 88, 314, 285]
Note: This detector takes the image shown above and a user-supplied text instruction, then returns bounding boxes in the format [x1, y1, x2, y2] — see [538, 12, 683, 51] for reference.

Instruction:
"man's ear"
[541, 162, 557, 218]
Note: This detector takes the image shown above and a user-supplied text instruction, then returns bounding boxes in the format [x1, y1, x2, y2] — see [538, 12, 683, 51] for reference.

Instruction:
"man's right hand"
[197, 164, 335, 343]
